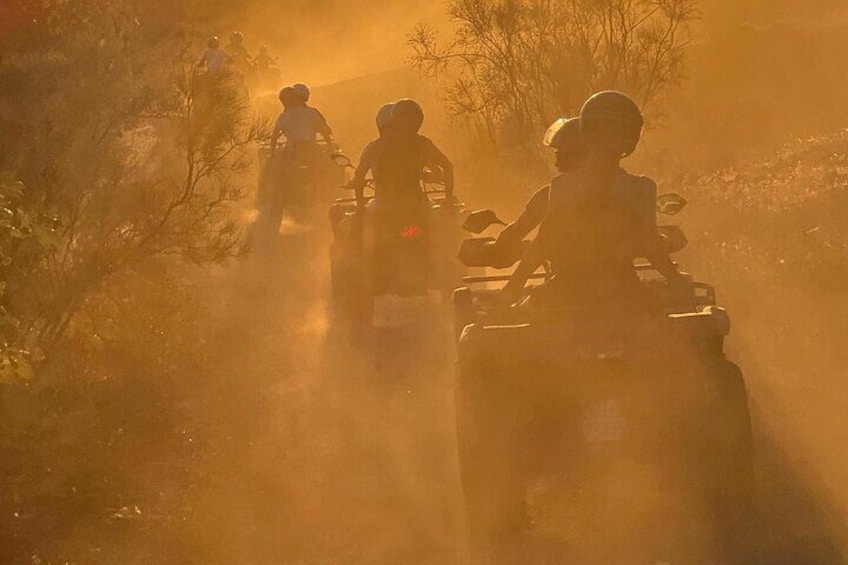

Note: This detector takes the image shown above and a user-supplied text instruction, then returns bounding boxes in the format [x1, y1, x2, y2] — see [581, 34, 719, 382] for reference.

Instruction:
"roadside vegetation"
[1, 0, 847, 561]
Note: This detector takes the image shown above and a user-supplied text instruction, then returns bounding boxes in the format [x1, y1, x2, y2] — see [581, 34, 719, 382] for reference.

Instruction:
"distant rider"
[291, 83, 335, 146]
[253, 45, 276, 72]
[493, 117, 588, 261]
[347, 99, 454, 210]
[197, 36, 229, 75]
[345, 102, 396, 205]
[502, 91, 685, 309]
[225, 31, 252, 76]
[271, 85, 335, 155]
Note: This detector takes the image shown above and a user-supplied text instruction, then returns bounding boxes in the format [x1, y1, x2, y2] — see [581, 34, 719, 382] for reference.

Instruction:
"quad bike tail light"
[400, 225, 423, 239]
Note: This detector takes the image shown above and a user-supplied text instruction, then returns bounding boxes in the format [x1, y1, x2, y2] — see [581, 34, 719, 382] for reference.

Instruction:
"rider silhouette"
[502, 91, 685, 310]
[494, 117, 588, 259]
[347, 99, 454, 211]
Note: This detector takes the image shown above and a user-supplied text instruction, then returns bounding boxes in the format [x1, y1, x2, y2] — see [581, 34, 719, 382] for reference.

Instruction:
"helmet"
[278, 86, 300, 108]
[544, 117, 587, 173]
[579, 91, 644, 157]
[543, 117, 582, 148]
[292, 83, 310, 102]
[391, 98, 424, 133]
[207, 36, 220, 49]
[375, 103, 395, 133]
[230, 31, 244, 44]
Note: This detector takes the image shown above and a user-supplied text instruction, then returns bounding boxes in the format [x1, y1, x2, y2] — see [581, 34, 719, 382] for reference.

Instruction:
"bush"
[410, 0, 698, 162]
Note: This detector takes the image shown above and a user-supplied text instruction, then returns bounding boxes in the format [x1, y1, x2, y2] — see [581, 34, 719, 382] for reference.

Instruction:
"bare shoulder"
[548, 172, 582, 210]
[418, 135, 437, 150]
[527, 184, 551, 206]
[524, 184, 551, 215]
[620, 169, 657, 195]
[361, 138, 383, 158]
[549, 171, 581, 195]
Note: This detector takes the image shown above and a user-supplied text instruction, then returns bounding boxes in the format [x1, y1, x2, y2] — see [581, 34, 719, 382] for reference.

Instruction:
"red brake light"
[400, 225, 422, 239]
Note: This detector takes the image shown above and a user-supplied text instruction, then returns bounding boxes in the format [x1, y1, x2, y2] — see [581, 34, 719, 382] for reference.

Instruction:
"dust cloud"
[3, 0, 848, 563]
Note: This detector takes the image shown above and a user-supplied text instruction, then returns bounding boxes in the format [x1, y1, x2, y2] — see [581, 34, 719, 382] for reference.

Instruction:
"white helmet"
[292, 83, 310, 102]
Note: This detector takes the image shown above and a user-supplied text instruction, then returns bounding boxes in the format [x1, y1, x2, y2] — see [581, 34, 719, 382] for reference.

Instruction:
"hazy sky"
[225, 0, 848, 88]
[229, 0, 446, 86]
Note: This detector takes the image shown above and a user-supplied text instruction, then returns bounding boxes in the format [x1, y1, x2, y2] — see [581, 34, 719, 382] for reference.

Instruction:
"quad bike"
[252, 62, 282, 94]
[452, 194, 754, 564]
[255, 139, 347, 238]
[328, 154, 466, 329]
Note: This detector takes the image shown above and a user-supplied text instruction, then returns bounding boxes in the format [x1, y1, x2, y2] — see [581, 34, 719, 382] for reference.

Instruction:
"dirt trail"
[161, 216, 848, 564]
[181, 221, 463, 564]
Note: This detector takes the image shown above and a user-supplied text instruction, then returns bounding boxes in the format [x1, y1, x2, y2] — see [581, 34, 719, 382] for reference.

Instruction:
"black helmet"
[376, 103, 395, 133]
[543, 117, 582, 149]
[391, 98, 424, 133]
[292, 83, 310, 102]
[207, 35, 220, 49]
[230, 31, 244, 44]
[278, 86, 300, 108]
[579, 91, 644, 157]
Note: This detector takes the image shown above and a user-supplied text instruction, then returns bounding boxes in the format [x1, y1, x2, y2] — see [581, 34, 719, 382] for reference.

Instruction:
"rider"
[291, 83, 335, 146]
[253, 45, 276, 71]
[197, 36, 228, 75]
[347, 99, 454, 210]
[271, 86, 334, 155]
[225, 31, 252, 75]
[502, 91, 685, 309]
[345, 102, 395, 206]
[493, 117, 588, 260]
[292, 83, 311, 104]
[374, 102, 395, 136]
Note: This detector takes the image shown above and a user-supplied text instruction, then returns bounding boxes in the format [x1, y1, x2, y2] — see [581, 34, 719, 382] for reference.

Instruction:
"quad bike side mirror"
[462, 209, 506, 234]
[657, 193, 688, 215]
[330, 153, 354, 169]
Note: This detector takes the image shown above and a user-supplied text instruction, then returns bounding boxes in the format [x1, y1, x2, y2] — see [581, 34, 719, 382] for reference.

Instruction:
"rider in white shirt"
[271, 86, 334, 154]
[197, 36, 228, 75]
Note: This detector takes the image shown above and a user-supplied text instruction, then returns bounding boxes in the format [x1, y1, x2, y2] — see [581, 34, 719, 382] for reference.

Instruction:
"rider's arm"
[271, 113, 287, 154]
[646, 234, 684, 283]
[423, 139, 455, 199]
[348, 141, 378, 206]
[498, 185, 550, 244]
[638, 178, 684, 282]
[501, 222, 552, 302]
[501, 176, 567, 301]
[311, 108, 334, 145]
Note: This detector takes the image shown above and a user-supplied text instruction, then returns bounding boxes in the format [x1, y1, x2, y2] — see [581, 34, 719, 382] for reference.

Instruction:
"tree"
[0, 0, 268, 363]
[410, 0, 698, 158]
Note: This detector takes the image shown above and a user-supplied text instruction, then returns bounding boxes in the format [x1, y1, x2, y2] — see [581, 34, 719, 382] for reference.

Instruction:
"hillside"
[670, 132, 848, 529]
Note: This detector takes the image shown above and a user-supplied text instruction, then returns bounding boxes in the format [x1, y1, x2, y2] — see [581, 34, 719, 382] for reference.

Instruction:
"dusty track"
[181, 220, 462, 563]
[154, 217, 847, 564]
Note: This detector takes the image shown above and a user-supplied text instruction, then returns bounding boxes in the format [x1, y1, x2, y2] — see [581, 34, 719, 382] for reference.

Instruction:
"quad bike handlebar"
[333, 153, 448, 195]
